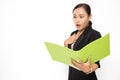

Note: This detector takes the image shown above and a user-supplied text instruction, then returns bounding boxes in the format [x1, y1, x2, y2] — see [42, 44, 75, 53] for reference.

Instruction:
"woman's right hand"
[64, 34, 76, 47]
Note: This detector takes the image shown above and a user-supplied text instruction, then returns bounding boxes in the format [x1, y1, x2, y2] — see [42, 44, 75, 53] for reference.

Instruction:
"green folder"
[44, 33, 110, 70]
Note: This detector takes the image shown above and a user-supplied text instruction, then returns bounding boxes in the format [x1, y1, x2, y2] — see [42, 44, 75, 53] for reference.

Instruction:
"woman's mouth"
[76, 24, 81, 27]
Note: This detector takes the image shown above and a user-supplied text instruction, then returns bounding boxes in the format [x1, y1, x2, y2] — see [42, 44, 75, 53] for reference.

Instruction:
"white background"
[0, 0, 120, 80]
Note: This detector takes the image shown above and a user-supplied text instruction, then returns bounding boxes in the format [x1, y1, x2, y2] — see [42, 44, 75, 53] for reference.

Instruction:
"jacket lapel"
[73, 34, 85, 50]
[73, 25, 92, 50]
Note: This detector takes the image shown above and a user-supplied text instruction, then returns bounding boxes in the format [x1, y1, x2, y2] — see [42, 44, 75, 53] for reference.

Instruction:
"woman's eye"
[80, 16, 84, 18]
[73, 16, 76, 18]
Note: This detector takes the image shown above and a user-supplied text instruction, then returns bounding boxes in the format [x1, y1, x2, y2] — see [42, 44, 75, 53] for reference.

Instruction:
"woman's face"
[73, 7, 91, 32]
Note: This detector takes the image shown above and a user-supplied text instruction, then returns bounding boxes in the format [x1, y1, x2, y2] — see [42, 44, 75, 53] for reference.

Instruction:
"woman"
[64, 3, 101, 80]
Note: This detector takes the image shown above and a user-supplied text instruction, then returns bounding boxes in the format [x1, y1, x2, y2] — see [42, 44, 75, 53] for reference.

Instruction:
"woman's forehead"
[73, 7, 87, 15]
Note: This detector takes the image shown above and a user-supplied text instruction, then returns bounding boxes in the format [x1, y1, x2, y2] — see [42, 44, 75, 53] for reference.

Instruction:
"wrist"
[88, 67, 93, 74]
[85, 67, 93, 74]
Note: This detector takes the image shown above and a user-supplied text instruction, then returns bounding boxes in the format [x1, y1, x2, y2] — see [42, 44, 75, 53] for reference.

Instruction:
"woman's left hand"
[71, 57, 91, 74]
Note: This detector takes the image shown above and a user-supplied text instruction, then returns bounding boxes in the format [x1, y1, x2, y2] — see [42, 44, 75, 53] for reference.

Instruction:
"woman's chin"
[77, 28, 81, 31]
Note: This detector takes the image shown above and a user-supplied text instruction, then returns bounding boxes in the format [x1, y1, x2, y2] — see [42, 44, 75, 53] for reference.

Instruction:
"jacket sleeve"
[88, 31, 101, 68]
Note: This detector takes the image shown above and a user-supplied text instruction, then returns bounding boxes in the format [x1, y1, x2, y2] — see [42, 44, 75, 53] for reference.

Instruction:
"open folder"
[44, 33, 110, 70]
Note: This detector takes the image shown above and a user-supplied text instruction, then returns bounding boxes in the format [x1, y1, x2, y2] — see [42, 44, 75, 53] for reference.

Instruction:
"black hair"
[72, 3, 91, 16]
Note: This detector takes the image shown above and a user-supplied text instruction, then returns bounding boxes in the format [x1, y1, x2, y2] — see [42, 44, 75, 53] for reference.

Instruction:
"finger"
[71, 58, 81, 68]
[78, 58, 83, 64]
[71, 58, 77, 64]
[87, 56, 91, 64]
[71, 59, 78, 65]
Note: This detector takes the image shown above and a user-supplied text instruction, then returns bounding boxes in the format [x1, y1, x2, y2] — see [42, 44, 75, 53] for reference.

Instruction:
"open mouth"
[76, 24, 81, 27]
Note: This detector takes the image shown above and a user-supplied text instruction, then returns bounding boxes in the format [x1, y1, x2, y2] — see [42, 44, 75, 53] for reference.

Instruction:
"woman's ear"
[89, 14, 92, 21]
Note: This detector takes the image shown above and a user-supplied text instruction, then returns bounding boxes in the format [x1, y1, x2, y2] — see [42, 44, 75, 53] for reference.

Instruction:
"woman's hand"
[64, 34, 76, 47]
[71, 57, 92, 74]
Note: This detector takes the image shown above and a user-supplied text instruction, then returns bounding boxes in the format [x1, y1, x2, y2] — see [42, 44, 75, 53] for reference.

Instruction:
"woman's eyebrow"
[73, 14, 84, 15]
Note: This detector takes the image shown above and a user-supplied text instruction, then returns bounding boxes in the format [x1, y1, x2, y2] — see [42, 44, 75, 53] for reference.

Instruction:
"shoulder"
[87, 28, 101, 42]
[70, 30, 78, 36]
[89, 29, 101, 37]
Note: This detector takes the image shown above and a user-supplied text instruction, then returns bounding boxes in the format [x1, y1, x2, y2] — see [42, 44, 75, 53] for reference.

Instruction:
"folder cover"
[44, 33, 110, 70]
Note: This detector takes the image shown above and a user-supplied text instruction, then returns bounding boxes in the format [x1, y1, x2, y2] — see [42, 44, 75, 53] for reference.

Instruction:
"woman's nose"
[75, 18, 80, 23]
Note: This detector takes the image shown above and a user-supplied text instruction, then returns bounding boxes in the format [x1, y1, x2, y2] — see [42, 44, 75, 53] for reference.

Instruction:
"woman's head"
[72, 3, 92, 32]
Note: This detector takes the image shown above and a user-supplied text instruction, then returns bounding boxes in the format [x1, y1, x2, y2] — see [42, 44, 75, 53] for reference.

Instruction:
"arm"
[71, 57, 98, 74]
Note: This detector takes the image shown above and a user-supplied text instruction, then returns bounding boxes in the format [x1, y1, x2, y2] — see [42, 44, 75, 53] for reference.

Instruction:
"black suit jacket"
[68, 22, 101, 80]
